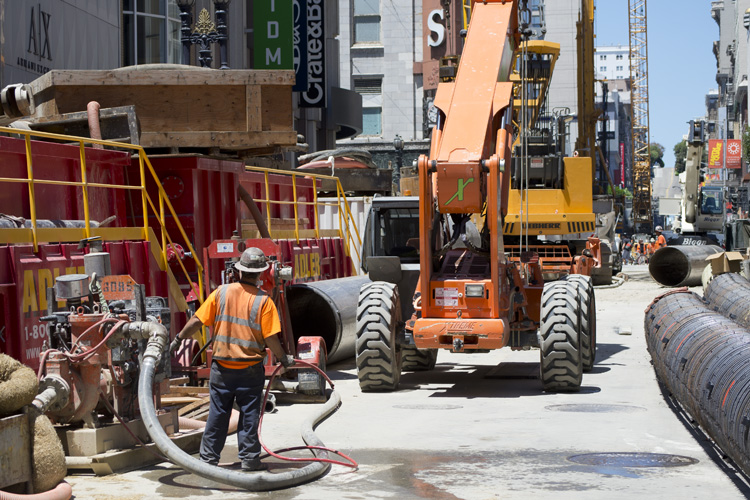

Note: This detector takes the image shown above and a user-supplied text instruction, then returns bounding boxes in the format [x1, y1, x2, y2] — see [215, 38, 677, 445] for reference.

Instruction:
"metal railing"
[244, 165, 362, 264]
[0, 126, 205, 305]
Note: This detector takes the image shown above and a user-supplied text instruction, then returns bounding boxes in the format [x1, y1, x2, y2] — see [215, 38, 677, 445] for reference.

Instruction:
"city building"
[595, 45, 630, 82]
[711, 0, 750, 185]
[0, 0, 360, 161]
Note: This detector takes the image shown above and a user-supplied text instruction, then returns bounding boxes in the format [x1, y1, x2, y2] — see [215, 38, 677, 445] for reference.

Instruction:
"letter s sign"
[427, 9, 445, 48]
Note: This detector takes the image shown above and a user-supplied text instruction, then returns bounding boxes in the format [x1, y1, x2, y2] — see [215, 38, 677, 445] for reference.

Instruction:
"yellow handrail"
[0, 126, 205, 305]
[243, 165, 362, 264]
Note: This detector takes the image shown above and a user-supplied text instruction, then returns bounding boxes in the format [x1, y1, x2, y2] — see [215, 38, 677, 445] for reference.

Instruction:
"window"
[616, 66, 623, 71]
[354, 77, 382, 136]
[123, 0, 181, 65]
[616, 54, 623, 60]
[599, 55, 607, 60]
[600, 66, 606, 72]
[354, 0, 381, 44]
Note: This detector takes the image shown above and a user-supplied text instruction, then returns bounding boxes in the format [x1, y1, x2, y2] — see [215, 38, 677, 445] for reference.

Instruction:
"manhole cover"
[568, 452, 698, 468]
[546, 404, 646, 413]
[393, 404, 463, 410]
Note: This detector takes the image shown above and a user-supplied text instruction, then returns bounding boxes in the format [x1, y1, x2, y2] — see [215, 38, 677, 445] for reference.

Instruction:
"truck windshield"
[701, 188, 723, 215]
[374, 207, 420, 263]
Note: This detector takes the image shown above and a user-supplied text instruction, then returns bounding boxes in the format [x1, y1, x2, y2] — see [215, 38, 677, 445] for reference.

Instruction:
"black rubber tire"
[355, 282, 402, 391]
[401, 346, 438, 371]
[539, 280, 583, 392]
[565, 274, 596, 372]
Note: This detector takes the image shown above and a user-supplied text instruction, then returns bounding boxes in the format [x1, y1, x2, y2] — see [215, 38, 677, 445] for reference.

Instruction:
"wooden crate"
[0, 413, 33, 492]
[28, 66, 296, 154]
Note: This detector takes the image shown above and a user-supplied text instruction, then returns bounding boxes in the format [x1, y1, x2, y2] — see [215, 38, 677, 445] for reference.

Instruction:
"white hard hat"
[234, 247, 270, 273]
[655, 226, 663, 232]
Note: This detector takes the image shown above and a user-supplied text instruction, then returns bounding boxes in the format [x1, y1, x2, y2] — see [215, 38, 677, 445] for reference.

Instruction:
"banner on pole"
[708, 140, 723, 168]
[727, 139, 742, 169]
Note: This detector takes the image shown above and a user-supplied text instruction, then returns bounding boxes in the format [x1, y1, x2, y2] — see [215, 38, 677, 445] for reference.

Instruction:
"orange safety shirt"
[655, 234, 667, 250]
[194, 283, 281, 369]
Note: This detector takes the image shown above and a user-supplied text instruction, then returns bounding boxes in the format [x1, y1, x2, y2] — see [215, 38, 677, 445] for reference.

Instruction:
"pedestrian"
[622, 240, 632, 265]
[647, 237, 656, 263]
[633, 239, 646, 264]
[170, 247, 295, 472]
[654, 226, 667, 251]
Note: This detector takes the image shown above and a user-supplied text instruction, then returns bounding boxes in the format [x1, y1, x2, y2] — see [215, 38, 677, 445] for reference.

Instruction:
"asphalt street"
[65, 265, 750, 499]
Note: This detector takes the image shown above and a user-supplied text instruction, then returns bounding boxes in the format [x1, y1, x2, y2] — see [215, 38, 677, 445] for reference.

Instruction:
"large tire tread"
[401, 346, 438, 371]
[539, 280, 583, 392]
[355, 282, 402, 391]
[565, 274, 597, 372]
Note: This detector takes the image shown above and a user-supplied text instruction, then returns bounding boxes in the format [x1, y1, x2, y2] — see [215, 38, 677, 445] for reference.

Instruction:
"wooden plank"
[262, 86, 294, 132]
[247, 85, 262, 132]
[27, 68, 296, 152]
[161, 396, 203, 405]
[64, 429, 204, 476]
[177, 396, 211, 417]
[31, 69, 295, 88]
[0, 414, 32, 490]
[140, 131, 296, 149]
[169, 376, 190, 385]
[167, 386, 210, 395]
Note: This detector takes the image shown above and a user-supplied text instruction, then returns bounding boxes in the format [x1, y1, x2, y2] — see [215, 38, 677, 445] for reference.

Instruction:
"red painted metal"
[0, 136, 129, 224]
[0, 136, 354, 374]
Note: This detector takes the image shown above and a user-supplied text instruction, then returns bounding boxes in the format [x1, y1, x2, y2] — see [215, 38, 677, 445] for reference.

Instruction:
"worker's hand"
[169, 337, 183, 355]
[280, 354, 295, 369]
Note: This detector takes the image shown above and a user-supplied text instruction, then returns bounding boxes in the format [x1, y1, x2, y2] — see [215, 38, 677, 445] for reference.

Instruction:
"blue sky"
[594, 1, 719, 168]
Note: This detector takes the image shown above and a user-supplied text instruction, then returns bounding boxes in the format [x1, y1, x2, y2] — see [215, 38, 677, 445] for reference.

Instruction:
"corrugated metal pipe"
[644, 282, 750, 476]
[648, 245, 722, 287]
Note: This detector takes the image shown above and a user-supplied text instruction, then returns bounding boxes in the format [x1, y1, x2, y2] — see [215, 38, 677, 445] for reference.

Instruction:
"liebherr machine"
[354, 0, 595, 393]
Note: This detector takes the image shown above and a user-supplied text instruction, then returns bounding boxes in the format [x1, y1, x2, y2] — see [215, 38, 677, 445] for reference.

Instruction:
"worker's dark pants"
[200, 361, 265, 465]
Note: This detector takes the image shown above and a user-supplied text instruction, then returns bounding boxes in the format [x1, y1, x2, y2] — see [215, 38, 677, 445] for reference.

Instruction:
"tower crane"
[628, 0, 651, 233]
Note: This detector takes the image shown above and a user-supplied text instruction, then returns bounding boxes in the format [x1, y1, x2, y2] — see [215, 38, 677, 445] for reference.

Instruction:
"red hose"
[0, 481, 72, 500]
[258, 360, 357, 469]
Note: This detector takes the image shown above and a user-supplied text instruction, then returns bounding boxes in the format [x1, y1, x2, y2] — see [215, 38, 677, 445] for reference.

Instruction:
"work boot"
[241, 458, 268, 472]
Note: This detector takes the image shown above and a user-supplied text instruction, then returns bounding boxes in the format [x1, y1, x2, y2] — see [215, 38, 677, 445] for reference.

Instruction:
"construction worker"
[654, 226, 667, 251]
[170, 247, 294, 472]
[633, 239, 647, 264]
[647, 237, 657, 261]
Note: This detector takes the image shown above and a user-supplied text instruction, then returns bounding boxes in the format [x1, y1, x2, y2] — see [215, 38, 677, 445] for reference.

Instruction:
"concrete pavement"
[65, 265, 750, 499]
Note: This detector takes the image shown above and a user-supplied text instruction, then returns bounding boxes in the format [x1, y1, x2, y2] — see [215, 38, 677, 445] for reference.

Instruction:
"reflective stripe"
[248, 293, 266, 329]
[212, 284, 268, 365]
[218, 286, 227, 317]
[214, 334, 263, 350]
[216, 314, 261, 330]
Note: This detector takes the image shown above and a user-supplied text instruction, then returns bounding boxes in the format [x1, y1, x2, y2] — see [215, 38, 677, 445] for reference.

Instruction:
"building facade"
[0, 0, 360, 158]
[595, 45, 630, 82]
[710, 0, 750, 185]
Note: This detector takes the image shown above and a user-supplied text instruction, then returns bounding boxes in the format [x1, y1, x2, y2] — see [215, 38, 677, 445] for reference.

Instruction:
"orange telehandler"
[355, 0, 595, 393]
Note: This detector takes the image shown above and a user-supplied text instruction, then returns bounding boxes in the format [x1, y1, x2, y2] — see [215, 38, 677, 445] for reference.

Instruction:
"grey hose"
[137, 328, 337, 490]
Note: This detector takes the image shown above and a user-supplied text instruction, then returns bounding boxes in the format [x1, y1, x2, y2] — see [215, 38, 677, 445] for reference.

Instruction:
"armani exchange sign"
[19, 4, 53, 74]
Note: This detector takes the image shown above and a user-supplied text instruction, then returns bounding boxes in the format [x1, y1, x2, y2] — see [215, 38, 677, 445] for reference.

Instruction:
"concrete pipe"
[648, 245, 722, 287]
[287, 276, 371, 364]
[645, 289, 750, 477]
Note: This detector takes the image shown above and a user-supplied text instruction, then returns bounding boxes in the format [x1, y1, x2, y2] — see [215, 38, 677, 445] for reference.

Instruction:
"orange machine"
[354, 0, 595, 393]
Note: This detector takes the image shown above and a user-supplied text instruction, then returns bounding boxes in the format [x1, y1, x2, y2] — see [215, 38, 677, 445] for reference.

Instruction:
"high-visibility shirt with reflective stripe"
[194, 283, 281, 369]
[655, 234, 667, 250]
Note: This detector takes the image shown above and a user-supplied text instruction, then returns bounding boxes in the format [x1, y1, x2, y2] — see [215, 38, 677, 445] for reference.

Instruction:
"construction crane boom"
[628, 0, 651, 233]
